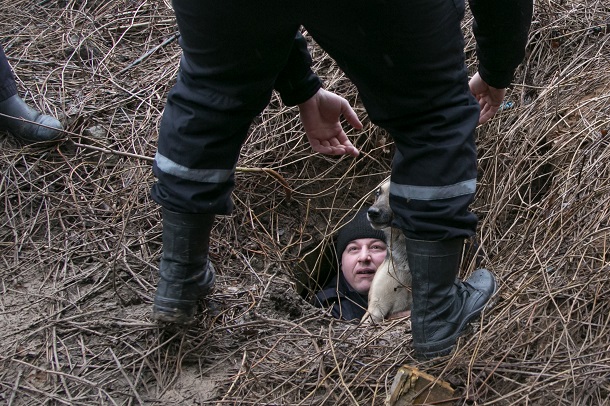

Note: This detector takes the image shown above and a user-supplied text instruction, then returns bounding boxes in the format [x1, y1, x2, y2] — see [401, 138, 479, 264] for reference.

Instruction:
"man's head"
[336, 209, 387, 295]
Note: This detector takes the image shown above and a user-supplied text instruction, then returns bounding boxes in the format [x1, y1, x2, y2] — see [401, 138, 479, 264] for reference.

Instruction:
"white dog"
[362, 179, 412, 323]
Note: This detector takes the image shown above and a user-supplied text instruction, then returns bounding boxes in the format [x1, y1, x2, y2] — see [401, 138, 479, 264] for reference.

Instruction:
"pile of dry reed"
[1, 1, 609, 405]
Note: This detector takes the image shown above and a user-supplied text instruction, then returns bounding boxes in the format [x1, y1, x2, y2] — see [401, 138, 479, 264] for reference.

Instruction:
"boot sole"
[152, 303, 197, 325]
[151, 285, 214, 325]
[152, 311, 196, 325]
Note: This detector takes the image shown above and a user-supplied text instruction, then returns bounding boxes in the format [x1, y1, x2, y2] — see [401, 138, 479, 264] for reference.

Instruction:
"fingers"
[313, 142, 359, 157]
[470, 72, 507, 124]
[300, 88, 361, 157]
[342, 143, 360, 157]
[310, 136, 360, 157]
[341, 99, 364, 130]
[478, 109, 493, 125]
[317, 145, 359, 157]
[477, 98, 502, 124]
[386, 310, 411, 320]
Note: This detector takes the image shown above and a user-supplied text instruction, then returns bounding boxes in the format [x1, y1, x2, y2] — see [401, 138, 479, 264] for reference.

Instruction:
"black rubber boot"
[406, 238, 497, 360]
[0, 94, 63, 143]
[152, 208, 216, 324]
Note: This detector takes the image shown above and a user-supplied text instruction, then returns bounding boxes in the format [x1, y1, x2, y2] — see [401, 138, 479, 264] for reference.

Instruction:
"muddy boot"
[0, 94, 63, 143]
[406, 238, 497, 360]
[152, 208, 216, 324]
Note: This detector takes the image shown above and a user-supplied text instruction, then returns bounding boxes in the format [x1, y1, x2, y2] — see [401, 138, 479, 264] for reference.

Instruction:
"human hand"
[386, 310, 411, 320]
[298, 88, 362, 157]
[469, 72, 507, 125]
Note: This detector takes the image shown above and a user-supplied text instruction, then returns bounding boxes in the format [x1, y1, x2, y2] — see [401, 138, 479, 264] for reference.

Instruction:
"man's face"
[341, 238, 387, 295]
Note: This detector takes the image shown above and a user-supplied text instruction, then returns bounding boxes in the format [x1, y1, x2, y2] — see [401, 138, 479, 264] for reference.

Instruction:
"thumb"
[341, 100, 363, 130]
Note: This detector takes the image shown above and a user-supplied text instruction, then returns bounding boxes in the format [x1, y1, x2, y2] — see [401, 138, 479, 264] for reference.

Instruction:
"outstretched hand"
[298, 88, 362, 157]
[469, 72, 507, 125]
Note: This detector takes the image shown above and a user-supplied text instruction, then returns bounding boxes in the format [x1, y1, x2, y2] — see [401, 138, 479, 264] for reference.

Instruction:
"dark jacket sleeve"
[469, 0, 533, 88]
[274, 32, 322, 106]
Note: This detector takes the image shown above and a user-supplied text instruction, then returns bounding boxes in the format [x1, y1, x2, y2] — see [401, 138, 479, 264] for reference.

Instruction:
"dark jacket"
[313, 274, 368, 321]
[274, 1, 533, 101]
[469, 0, 533, 88]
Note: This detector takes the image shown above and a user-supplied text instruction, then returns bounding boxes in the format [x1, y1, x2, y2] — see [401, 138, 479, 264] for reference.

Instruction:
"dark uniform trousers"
[151, 0, 480, 241]
[0, 44, 18, 102]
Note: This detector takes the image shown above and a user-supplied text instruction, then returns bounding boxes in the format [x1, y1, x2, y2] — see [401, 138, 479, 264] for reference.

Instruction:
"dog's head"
[367, 179, 393, 230]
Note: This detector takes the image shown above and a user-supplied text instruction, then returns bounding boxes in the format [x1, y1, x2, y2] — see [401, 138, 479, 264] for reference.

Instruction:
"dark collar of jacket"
[313, 273, 368, 321]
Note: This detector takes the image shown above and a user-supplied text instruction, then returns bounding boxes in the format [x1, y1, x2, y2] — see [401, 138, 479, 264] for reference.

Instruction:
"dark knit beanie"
[336, 208, 386, 256]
